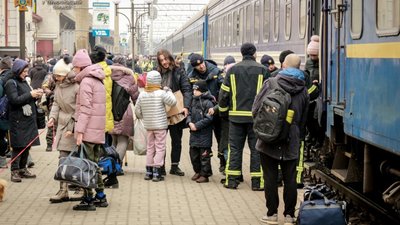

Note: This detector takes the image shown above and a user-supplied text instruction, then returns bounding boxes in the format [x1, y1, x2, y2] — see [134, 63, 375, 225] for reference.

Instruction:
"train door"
[328, 0, 347, 106]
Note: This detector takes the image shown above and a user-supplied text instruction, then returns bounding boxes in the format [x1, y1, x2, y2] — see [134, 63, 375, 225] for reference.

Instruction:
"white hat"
[53, 58, 72, 76]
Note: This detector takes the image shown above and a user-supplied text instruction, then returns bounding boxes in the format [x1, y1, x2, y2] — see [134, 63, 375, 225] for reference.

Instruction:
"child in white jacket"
[135, 71, 176, 181]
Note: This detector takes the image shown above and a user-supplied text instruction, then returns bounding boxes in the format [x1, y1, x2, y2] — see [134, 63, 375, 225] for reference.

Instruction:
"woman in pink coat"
[109, 56, 139, 167]
[71, 49, 107, 211]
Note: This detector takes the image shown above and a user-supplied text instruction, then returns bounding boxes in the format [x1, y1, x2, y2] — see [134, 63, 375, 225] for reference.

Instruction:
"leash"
[0, 129, 46, 174]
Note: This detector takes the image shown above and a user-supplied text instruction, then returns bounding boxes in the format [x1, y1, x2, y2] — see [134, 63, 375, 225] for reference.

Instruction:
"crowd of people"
[0, 36, 324, 224]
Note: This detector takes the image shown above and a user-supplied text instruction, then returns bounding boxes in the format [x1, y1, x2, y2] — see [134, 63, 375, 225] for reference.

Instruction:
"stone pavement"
[0, 129, 303, 225]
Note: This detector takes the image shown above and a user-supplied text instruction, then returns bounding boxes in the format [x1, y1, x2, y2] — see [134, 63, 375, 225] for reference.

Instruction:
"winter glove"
[22, 104, 32, 116]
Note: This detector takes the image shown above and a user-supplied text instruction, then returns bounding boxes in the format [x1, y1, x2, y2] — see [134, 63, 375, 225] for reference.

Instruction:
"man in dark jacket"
[219, 43, 269, 190]
[189, 54, 225, 172]
[0, 56, 13, 168]
[29, 59, 48, 89]
[253, 54, 309, 225]
[157, 49, 192, 176]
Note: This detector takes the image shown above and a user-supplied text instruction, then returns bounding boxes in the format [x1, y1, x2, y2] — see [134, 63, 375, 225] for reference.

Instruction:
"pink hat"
[307, 35, 319, 55]
[72, 49, 92, 68]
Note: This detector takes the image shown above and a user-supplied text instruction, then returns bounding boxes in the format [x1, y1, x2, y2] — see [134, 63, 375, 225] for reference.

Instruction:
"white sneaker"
[260, 213, 278, 224]
[283, 215, 296, 225]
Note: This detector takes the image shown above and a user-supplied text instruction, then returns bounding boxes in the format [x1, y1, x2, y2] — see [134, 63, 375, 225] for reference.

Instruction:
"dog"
[0, 179, 7, 201]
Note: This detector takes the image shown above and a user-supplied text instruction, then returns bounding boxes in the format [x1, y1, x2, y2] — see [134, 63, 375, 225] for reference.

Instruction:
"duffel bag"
[54, 144, 99, 189]
[297, 190, 347, 225]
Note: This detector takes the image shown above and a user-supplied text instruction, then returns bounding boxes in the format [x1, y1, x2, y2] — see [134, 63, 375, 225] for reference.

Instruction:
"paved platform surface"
[0, 129, 303, 225]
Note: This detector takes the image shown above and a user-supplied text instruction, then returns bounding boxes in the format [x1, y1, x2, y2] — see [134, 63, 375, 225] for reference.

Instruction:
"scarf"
[145, 84, 161, 92]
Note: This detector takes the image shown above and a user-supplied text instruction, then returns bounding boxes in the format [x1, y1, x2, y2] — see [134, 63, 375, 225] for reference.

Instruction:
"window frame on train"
[376, 0, 400, 37]
[273, 0, 280, 41]
[299, 0, 306, 39]
[233, 10, 238, 46]
[239, 7, 244, 45]
[245, 4, 252, 43]
[255, 0, 261, 44]
[284, 0, 292, 40]
[263, 0, 270, 43]
[350, 0, 362, 39]
[228, 12, 232, 47]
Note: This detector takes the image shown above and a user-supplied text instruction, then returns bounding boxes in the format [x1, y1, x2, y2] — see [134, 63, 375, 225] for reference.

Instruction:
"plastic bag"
[133, 119, 147, 155]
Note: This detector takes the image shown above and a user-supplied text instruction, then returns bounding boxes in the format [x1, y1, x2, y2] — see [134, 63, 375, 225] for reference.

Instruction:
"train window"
[263, 0, 270, 42]
[285, 0, 292, 40]
[228, 13, 232, 46]
[233, 11, 237, 46]
[274, 0, 279, 41]
[351, 0, 362, 39]
[239, 8, 244, 45]
[377, 0, 400, 36]
[246, 5, 252, 43]
[223, 16, 227, 47]
[299, 0, 306, 38]
[254, 1, 260, 44]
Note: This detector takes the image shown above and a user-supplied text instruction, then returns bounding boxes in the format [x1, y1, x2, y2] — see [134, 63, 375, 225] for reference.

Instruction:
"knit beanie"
[190, 54, 204, 67]
[12, 59, 29, 75]
[260, 54, 275, 66]
[223, 56, 236, 66]
[193, 80, 208, 93]
[240, 43, 256, 56]
[53, 57, 72, 76]
[283, 54, 301, 69]
[72, 49, 92, 68]
[307, 35, 320, 55]
[0, 56, 12, 70]
[146, 70, 162, 85]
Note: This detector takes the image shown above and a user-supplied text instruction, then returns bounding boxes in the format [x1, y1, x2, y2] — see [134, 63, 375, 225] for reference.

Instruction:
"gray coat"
[49, 72, 79, 152]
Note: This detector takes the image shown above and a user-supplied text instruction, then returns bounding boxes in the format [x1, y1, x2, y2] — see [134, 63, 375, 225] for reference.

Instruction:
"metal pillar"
[131, 0, 135, 57]
[114, 3, 120, 54]
[19, 11, 25, 59]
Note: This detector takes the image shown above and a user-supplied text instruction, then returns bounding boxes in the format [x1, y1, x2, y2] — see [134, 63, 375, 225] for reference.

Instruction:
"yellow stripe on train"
[347, 42, 400, 59]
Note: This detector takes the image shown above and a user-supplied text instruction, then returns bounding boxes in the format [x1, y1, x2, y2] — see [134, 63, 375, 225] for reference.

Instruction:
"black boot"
[103, 173, 119, 188]
[73, 197, 96, 211]
[144, 166, 153, 180]
[169, 165, 185, 176]
[218, 154, 226, 174]
[152, 167, 164, 182]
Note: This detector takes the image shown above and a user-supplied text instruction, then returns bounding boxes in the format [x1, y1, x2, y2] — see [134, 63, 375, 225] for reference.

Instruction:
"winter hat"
[193, 80, 208, 93]
[283, 54, 301, 69]
[12, 59, 29, 75]
[279, 50, 294, 64]
[190, 54, 204, 67]
[113, 55, 126, 66]
[260, 55, 275, 66]
[49, 58, 57, 66]
[240, 43, 256, 56]
[0, 56, 12, 70]
[72, 49, 92, 68]
[223, 56, 236, 66]
[90, 45, 107, 63]
[307, 35, 320, 55]
[146, 70, 162, 85]
[53, 57, 72, 76]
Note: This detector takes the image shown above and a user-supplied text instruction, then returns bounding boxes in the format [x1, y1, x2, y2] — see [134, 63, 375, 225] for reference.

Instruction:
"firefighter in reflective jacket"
[218, 43, 270, 190]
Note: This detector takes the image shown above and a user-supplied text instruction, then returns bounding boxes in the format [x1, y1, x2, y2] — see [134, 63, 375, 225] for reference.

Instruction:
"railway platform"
[0, 129, 303, 225]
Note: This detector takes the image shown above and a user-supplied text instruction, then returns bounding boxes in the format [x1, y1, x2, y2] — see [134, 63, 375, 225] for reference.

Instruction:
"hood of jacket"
[110, 64, 134, 81]
[11, 59, 28, 77]
[276, 73, 306, 95]
[58, 70, 77, 87]
[193, 91, 215, 102]
[278, 68, 305, 81]
[75, 64, 105, 82]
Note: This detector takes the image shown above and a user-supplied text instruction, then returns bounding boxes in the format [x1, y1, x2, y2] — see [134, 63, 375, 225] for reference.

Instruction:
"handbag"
[133, 119, 147, 155]
[166, 90, 186, 125]
[297, 190, 347, 225]
[54, 144, 99, 188]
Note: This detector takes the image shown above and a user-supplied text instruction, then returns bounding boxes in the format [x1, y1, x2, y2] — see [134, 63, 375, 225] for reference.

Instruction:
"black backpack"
[253, 77, 292, 143]
[111, 81, 130, 121]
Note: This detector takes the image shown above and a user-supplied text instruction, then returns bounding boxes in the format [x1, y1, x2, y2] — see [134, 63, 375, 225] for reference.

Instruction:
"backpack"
[0, 79, 16, 120]
[111, 81, 131, 121]
[253, 77, 292, 143]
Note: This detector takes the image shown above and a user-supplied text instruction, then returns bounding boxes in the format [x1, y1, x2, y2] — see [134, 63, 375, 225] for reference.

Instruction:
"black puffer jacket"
[29, 64, 47, 89]
[187, 92, 215, 148]
[188, 61, 223, 99]
[254, 72, 309, 161]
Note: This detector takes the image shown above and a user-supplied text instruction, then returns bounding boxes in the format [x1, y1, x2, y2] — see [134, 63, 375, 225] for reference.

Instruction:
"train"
[158, 0, 400, 223]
